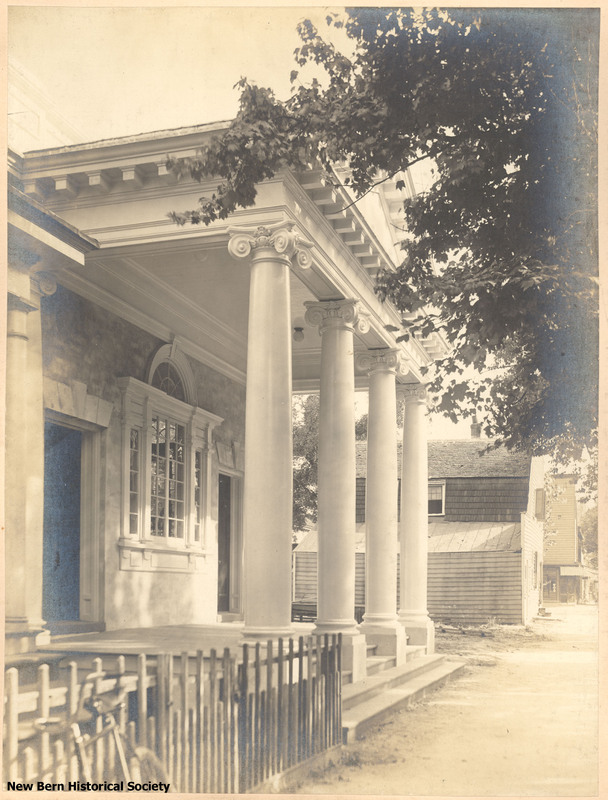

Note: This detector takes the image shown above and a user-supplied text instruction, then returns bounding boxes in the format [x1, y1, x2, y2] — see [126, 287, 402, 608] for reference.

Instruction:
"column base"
[359, 618, 408, 665]
[398, 613, 435, 654]
[5, 622, 51, 655]
[338, 631, 368, 684]
[241, 625, 295, 645]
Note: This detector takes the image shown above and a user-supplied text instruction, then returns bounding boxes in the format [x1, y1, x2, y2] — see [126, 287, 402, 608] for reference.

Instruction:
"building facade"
[543, 476, 596, 604]
[6, 124, 447, 680]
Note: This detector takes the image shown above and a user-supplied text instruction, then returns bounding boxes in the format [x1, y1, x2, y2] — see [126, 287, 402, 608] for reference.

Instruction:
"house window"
[535, 488, 546, 520]
[428, 482, 445, 515]
[118, 371, 222, 572]
[533, 552, 538, 588]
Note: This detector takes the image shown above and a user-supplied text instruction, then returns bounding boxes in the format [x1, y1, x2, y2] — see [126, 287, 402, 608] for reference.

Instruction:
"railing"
[3, 634, 342, 793]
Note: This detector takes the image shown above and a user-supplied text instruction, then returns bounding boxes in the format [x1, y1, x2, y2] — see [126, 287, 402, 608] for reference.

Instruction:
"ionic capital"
[7, 293, 37, 315]
[32, 270, 58, 298]
[227, 220, 313, 269]
[397, 383, 428, 404]
[304, 299, 369, 335]
[356, 348, 406, 376]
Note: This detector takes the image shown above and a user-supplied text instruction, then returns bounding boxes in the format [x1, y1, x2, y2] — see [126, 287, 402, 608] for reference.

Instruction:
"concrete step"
[405, 644, 426, 661]
[342, 653, 446, 710]
[366, 655, 396, 676]
[342, 658, 466, 743]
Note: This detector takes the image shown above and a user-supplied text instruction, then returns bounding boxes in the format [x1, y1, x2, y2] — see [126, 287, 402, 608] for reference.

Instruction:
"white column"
[228, 222, 312, 640]
[5, 268, 55, 653]
[398, 384, 435, 652]
[305, 299, 367, 682]
[357, 350, 407, 662]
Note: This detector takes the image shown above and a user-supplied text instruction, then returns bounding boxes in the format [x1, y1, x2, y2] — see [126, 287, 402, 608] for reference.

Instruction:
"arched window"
[147, 343, 195, 405]
[151, 361, 186, 402]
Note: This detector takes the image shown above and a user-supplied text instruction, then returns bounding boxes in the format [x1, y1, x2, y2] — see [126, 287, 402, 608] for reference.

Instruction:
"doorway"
[217, 472, 242, 617]
[43, 422, 82, 621]
[43, 417, 103, 631]
[218, 473, 231, 613]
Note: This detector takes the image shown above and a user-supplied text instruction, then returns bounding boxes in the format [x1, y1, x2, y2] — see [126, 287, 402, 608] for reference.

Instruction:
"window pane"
[150, 412, 187, 539]
[129, 427, 139, 536]
[428, 499, 443, 514]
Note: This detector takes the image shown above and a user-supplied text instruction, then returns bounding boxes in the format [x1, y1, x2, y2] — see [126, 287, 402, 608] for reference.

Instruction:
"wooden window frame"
[428, 481, 446, 516]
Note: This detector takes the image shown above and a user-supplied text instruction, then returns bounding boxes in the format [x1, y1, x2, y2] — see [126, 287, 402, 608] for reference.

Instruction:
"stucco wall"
[40, 285, 246, 629]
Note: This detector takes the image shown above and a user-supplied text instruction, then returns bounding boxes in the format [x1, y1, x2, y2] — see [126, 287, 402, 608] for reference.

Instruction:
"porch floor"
[38, 622, 316, 657]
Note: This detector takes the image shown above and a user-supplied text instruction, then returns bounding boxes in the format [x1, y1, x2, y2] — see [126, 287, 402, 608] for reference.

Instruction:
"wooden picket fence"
[3, 634, 342, 793]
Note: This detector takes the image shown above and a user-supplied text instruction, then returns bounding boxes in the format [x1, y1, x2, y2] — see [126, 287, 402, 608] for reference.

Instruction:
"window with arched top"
[151, 361, 186, 402]
[117, 346, 222, 573]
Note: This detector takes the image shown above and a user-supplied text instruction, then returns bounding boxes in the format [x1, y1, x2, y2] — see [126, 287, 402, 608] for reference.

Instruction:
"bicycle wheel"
[130, 746, 170, 785]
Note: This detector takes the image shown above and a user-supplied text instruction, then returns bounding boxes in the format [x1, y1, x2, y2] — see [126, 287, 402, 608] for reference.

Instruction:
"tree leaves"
[167, 8, 598, 489]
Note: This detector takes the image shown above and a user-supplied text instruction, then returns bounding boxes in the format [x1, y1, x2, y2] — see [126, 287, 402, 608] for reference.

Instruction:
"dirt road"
[294, 604, 598, 796]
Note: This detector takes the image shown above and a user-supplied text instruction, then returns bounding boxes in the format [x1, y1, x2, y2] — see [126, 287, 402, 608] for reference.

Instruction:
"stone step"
[341, 658, 466, 743]
[342, 653, 446, 710]
[366, 655, 396, 676]
[405, 644, 426, 661]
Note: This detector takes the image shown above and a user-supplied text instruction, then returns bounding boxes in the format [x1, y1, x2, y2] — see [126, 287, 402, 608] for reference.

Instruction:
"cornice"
[8, 182, 99, 253]
[20, 120, 229, 168]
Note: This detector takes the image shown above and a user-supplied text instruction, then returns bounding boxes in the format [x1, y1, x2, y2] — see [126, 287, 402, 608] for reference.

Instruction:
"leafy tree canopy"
[169, 8, 598, 486]
[292, 394, 320, 531]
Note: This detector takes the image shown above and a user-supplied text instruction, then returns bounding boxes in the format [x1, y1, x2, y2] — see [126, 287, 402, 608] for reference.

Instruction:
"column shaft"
[5, 286, 50, 653]
[228, 221, 313, 640]
[399, 386, 435, 651]
[364, 362, 399, 622]
[317, 320, 357, 630]
[242, 251, 293, 637]
[305, 300, 368, 681]
[358, 351, 406, 662]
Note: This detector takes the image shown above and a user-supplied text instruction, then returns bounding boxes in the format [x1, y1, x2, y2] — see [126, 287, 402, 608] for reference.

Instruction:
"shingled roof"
[356, 439, 531, 479]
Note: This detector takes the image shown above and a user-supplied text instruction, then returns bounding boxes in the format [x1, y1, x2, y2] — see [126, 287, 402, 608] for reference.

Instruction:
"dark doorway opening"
[43, 422, 82, 622]
[218, 473, 231, 613]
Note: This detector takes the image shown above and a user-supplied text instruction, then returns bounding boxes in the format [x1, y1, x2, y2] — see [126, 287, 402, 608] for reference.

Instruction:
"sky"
[8, 5, 352, 145]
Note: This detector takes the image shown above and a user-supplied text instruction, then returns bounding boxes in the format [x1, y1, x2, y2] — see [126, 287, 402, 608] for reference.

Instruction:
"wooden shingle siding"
[357, 478, 401, 522]
[444, 478, 529, 522]
[428, 552, 523, 624]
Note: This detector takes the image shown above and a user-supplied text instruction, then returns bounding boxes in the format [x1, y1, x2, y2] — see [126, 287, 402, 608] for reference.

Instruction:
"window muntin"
[428, 482, 445, 516]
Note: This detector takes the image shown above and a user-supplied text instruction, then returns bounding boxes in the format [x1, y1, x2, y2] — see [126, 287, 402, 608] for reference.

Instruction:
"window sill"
[118, 538, 207, 573]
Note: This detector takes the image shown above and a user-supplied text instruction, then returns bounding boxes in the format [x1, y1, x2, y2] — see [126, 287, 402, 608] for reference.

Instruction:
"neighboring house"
[294, 429, 545, 625]
[543, 476, 597, 604]
[425, 437, 544, 625]
[6, 84, 448, 677]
